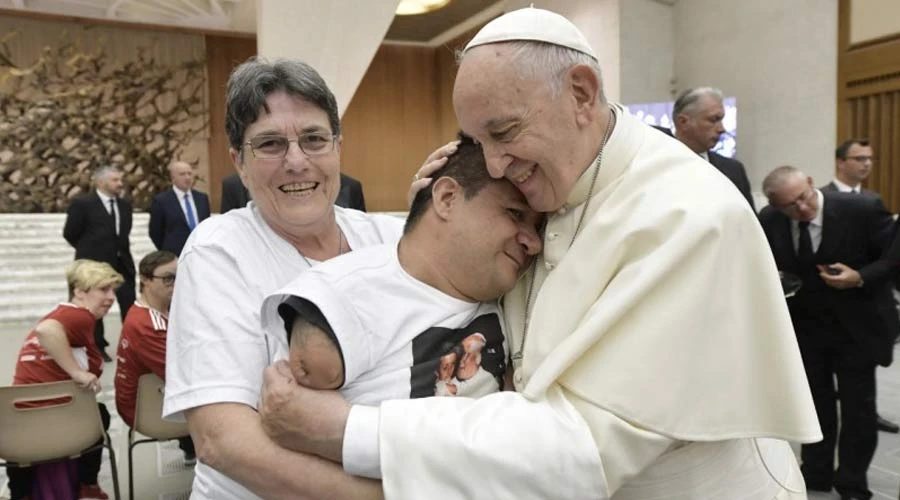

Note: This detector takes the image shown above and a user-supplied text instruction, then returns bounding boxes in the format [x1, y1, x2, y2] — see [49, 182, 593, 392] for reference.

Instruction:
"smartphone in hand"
[825, 265, 841, 276]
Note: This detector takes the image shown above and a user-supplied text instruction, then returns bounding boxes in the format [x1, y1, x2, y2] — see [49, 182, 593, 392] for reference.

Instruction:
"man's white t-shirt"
[261, 243, 506, 406]
[163, 203, 403, 500]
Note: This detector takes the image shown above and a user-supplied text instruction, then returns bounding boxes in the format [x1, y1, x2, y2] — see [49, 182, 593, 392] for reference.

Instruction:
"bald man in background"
[149, 161, 211, 255]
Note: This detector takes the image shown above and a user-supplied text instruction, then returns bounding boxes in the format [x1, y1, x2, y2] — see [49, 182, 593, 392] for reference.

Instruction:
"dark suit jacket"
[63, 191, 135, 278]
[650, 126, 754, 211]
[759, 191, 898, 366]
[708, 151, 755, 212]
[148, 188, 211, 255]
[336, 173, 366, 212]
[220, 173, 250, 213]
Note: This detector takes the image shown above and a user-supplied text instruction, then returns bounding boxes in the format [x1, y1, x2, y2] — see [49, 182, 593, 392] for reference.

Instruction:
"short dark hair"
[138, 250, 177, 292]
[835, 139, 870, 159]
[225, 57, 341, 156]
[139, 251, 177, 279]
[404, 134, 493, 234]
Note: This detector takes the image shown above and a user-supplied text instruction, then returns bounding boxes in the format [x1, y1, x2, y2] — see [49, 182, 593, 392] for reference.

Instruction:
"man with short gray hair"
[673, 86, 755, 210]
[63, 165, 136, 360]
[759, 165, 897, 499]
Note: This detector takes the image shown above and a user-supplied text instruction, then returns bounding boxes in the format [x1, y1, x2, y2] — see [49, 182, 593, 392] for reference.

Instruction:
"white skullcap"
[463, 7, 597, 60]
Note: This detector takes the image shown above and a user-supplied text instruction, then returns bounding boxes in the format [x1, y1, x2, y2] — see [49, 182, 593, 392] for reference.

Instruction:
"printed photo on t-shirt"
[409, 313, 505, 399]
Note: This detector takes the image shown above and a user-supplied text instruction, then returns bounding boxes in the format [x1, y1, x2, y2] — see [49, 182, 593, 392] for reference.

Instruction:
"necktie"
[184, 193, 197, 230]
[108, 198, 117, 235]
[797, 221, 813, 263]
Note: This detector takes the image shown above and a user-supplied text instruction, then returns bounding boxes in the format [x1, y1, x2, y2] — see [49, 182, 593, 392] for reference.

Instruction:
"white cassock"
[344, 106, 822, 499]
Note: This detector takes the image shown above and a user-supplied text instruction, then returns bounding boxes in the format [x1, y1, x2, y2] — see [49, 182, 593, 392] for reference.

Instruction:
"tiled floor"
[2, 317, 900, 499]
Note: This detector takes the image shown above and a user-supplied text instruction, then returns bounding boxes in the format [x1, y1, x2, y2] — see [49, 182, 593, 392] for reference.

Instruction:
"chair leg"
[105, 432, 122, 500]
[128, 429, 135, 500]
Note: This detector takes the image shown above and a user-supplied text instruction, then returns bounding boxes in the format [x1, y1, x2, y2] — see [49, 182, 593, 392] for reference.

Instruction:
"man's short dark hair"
[404, 134, 493, 234]
[138, 250, 177, 292]
[139, 250, 177, 279]
[835, 139, 870, 159]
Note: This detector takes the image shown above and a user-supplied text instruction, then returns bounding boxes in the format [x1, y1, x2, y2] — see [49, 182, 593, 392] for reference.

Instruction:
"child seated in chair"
[9, 259, 122, 500]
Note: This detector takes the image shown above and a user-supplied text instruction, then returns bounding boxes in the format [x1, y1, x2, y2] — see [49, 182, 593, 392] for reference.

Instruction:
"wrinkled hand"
[407, 140, 460, 207]
[259, 360, 350, 463]
[72, 370, 100, 392]
[818, 262, 863, 289]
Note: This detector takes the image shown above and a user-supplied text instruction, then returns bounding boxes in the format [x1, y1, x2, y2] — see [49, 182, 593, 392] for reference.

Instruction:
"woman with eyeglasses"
[162, 58, 402, 499]
[9, 259, 123, 500]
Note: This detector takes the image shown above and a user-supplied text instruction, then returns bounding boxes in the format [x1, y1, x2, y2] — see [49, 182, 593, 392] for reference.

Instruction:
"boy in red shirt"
[10, 259, 124, 500]
[114, 250, 195, 464]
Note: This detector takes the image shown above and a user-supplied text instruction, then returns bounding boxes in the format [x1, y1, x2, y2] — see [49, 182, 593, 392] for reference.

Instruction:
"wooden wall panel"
[838, 0, 900, 212]
[340, 45, 444, 212]
[205, 35, 256, 213]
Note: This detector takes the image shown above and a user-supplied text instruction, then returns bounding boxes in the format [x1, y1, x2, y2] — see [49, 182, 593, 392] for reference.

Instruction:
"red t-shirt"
[115, 302, 168, 427]
[14, 303, 102, 385]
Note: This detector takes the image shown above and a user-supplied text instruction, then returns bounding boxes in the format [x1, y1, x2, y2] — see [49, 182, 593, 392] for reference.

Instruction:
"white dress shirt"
[172, 186, 199, 226]
[791, 189, 824, 253]
[831, 178, 860, 193]
[96, 190, 119, 235]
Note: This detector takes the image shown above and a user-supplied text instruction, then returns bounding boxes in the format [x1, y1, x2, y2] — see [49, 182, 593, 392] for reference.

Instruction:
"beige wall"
[620, 0, 675, 105]
[674, 0, 838, 206]
[850, 0, 900, 44]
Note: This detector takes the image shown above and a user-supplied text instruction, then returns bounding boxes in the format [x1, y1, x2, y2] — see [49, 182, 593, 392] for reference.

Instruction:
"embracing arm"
[187, 402, 382, 500]
[370, 385, 673, 499]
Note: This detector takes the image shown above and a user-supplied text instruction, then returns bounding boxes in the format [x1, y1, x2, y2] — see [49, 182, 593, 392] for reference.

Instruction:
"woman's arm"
[35, 319, 99, 390]
[187, 402, 382, 500]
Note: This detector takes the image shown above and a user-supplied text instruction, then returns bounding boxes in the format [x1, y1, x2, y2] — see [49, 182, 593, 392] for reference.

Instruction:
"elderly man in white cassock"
[257, 7, 822, 499]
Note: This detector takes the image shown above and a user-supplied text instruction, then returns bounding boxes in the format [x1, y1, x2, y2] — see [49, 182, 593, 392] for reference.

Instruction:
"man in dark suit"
[672, 87, 755, 211]
[63, 165, 136, 361]
[759, 166, 898, 500]
[822, 139, 876, 196]
[336, 172, 366, 212]
[149, 161, 211, 255]
[821, 139, 899, 434]
[219, 171, 365, 213]
[220, 172, 250, 213]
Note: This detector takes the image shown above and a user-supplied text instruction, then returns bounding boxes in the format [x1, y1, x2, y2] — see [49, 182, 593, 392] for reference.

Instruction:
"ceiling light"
[396, 0, 452, 16]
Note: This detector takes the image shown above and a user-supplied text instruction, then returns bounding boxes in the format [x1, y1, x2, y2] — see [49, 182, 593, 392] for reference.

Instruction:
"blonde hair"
[66, 259, 124, 299]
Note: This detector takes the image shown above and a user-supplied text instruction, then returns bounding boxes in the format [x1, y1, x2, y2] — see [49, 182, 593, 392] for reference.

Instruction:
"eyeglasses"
[149, 274, 176, 285]
[244, 133, 338, 160]
[845, 155, 874, 163]
[776, 188, 816, 212]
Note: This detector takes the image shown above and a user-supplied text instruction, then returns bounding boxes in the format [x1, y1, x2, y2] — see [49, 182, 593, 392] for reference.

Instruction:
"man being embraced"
[258, 136, 543, 468]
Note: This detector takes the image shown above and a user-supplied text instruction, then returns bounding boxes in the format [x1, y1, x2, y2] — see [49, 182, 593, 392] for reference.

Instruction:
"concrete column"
[257, 0, 401, 117]
[674, 0, 838, 202]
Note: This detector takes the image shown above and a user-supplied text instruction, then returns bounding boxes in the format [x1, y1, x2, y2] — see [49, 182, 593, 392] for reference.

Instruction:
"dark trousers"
[95, 270, 135, 349]
[799, 334, 877, 500]
[7, 403, 111, 499]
